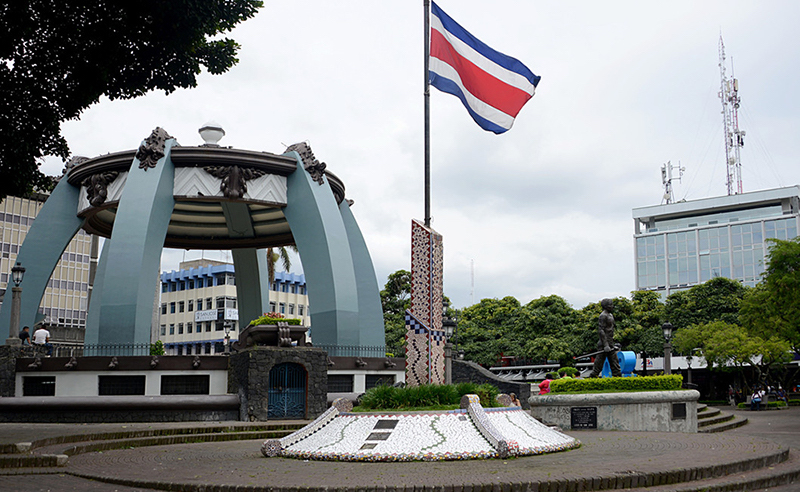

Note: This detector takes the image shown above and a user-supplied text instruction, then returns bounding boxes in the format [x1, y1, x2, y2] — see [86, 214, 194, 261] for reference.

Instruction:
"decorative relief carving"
[203, 165, 266, 199]
[286, 142, 326, 185]
[81, 171, 119, 207]
[135, 127, 172, 170]
[62, 156, 89, 176]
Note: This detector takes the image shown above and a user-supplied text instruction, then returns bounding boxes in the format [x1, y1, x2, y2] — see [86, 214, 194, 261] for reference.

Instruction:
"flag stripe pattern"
[429, 2, 540, 134]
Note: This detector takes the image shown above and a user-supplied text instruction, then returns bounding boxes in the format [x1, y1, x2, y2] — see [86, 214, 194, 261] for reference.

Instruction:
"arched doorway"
[268, 362, 307, 419]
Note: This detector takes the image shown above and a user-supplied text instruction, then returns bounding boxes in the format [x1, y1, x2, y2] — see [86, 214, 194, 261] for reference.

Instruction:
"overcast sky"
[41, 1, 800, 310]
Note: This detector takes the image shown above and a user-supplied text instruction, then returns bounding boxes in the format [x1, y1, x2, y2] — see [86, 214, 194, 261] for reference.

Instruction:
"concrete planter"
[529, 390, 700, 433]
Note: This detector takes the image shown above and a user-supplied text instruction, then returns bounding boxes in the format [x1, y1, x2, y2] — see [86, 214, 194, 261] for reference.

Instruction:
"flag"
[429, 1, 540, 134]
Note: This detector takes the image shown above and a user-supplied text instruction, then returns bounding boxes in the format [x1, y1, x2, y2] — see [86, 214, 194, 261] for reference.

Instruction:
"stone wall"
[0, 346, 17, 397]
[451, 360, 531, 410]
[229, 346, 327, 421]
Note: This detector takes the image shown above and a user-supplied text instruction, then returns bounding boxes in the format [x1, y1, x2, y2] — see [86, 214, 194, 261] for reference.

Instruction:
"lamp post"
[662, 322, 674, 375]
[223, 321, 232, 354]
[443, 315, 456, 385]
[6, 262, 25, 346]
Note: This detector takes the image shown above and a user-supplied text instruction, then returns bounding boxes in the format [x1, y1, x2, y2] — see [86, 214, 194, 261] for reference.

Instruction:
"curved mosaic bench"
[262, 394, 579, 461]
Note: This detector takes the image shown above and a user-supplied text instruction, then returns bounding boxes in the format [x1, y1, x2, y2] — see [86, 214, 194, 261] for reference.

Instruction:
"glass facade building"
[633, 186, 800, 296]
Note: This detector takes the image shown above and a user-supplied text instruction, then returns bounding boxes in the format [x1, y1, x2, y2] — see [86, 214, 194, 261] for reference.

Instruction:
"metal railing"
[303, 344, 405, 358]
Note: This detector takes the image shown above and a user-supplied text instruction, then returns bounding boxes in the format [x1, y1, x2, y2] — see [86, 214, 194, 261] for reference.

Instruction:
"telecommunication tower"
[718, 36, 745, 195]
[661, 161, 684, 204]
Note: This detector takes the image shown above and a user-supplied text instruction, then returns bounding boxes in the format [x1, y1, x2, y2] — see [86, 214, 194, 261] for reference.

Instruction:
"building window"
[288, 304, 295, 315]
[23, 376, 56, 396]
[216, 297, 225, 309]
[300, 285, 306, 295]
[328, 375, 354, 392]
[279, 302, 286, 314]
[177, 323, 184, 334]
[177, 345, 183, 356]
[271, 282, 278, 291]
[178, 301, 185, 313]
[170, 302, 176, 314]
[298, 305, 304, 316]
[269, 302, 276, 313]
[188, 300, 193, 312]
[179, 281, 185, 291]
[197, 298, 203, 310]
[206, 297, 213, 310]
[215, 321, 224, 331]
[187, 322, 193, 334]
[161, 283, 168, 293]
[204, 343, 212, 354]
[98, 376, 145, 396]
[160, 324, 166, 336]
[161, 303, 167, 315]
[206, 321, 212, 332]
[290, 284, 297, 294]
[161, 375, 210, 395]
[281, 283, 288, 293]
[196, 278, 203, 288]
[169, 324, 175, 335]
[366, 374, 396, 390]
[188, 279, 194, 289]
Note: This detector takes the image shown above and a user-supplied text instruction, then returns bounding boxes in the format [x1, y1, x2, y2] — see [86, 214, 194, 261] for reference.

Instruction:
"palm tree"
[266, 245, 298, 284]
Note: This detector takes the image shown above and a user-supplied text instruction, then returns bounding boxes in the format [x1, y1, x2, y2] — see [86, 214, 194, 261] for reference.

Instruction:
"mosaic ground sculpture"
[261, 395, 579, 462]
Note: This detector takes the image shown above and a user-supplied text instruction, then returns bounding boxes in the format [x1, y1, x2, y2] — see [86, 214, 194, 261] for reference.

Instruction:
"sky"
[40, 1, 800, 310]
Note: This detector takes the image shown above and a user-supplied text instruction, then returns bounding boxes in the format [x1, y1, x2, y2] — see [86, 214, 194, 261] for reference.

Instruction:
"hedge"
[358, 383, 501, 410]
[737, 401, 787, 409]
[549, 375, 683, 394]
[248, 315, 302, 326]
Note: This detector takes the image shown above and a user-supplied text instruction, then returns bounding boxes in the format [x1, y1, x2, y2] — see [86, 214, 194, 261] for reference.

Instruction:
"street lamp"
[6, 262, 26, 346]
[223, 321, 233, 354]
[662, 322, 674, 375]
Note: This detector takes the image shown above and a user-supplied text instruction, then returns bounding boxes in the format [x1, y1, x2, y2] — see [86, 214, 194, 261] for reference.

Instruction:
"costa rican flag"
[429, 2, 540, 134]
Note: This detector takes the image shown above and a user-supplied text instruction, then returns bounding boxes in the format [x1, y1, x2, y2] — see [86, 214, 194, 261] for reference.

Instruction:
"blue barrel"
[602, 351, 637, 377]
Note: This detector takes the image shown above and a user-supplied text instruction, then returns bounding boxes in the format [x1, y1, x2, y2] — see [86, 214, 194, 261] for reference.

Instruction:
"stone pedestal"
[228, 347, 327, 421]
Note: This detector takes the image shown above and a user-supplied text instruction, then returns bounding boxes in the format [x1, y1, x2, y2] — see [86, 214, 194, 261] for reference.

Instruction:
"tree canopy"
[0, 0, 262, 198]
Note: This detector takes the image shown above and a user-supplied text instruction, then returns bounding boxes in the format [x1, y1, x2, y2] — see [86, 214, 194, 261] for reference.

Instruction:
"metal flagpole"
[423, 0, 431, 228]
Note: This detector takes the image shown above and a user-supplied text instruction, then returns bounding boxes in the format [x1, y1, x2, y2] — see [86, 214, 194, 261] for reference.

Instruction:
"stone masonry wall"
[452, 359, 531, 409]
[229, 346, 327, 421]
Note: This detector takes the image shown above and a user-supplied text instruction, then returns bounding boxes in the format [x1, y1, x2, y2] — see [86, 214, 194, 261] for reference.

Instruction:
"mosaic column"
[405, 219, 444, 386]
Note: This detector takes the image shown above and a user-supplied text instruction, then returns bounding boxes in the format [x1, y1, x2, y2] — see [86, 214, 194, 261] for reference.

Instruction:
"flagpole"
[423, 0, 431, 228]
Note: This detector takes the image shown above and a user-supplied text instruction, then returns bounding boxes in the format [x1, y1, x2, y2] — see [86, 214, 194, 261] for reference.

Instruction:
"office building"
[158, 260, 310, 355]
[0, 193, 94, 344]
[632, 186, 800, 296]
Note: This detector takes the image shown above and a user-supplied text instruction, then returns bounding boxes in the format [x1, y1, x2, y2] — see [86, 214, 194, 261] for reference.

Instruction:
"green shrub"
[737, 401, 787, 409]
[549, 375, 683, 394]
[790, 399, 800, 407]
[357, 383, 500, 410]
[248, 313, 302, 326]
[557, 367, 579, 378]
[150, 340, 165, 356]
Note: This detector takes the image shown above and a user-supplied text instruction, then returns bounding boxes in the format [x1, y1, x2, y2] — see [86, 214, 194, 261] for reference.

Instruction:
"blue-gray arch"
[0, 178, 85, 331]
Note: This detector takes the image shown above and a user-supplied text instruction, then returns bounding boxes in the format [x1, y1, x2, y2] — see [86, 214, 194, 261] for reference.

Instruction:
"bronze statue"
[588, 298, 622, 378]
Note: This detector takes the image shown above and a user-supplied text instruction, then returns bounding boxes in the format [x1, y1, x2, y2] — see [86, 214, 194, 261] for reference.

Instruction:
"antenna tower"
[661, 161, 685, 204]
[718, 36, 745, 195]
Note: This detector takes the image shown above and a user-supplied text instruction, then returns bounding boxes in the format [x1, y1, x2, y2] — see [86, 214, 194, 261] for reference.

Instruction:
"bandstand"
[0, 127, 385, 349]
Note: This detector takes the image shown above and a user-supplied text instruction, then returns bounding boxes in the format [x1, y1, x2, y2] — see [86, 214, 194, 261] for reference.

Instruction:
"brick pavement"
[0, 406, 798, 491]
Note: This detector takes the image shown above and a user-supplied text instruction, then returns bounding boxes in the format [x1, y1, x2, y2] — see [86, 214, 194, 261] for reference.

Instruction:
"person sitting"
[18, 326, 31, 345]
[509, 392, 522, 407]
[750, 387, 764, 411]
[32, 325, 53, 356]
[538, 373, 555, 395]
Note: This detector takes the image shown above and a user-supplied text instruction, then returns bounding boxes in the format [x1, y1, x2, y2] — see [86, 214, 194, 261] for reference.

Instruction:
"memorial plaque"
[374, 419, 399, 430]
[570, 406, 597, 429]
[672, 402, 687, 420]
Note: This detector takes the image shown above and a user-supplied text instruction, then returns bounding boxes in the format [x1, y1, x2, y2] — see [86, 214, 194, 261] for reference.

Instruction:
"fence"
[37, 343, 405, 359]
[314, 344, 404, 358]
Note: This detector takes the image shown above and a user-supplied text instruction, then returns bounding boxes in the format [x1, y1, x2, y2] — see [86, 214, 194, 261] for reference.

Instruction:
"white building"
[633, 185, 800, 297]
[158, 259, 310, 355]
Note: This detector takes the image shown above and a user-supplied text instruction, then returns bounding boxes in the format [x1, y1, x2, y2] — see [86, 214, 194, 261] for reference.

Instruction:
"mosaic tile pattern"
[267, 395, 580, 462]
[407, 220, 445, 386]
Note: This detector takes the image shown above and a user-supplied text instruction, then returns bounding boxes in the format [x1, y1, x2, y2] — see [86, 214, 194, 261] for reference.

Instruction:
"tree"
[664, 277, 748, 329]
[0, 0, 263, 198]
[380, 270, 411, 349]
[266, 246, 296, 284]
[457, 296, 523, 366]
[740, 237, 800, 353]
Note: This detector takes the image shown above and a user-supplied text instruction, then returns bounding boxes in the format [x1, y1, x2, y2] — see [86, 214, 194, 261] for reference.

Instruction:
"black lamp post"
[223, 321, 232, 354]
[6, 262, 25, 346]
[662, 322, 674, 375]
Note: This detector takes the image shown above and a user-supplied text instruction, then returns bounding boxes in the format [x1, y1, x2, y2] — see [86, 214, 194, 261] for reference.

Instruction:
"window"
[328, 375, 354, 392]
[281, 283, 288, 293]
[161, 303, 167, 315]
[196, 278, 203, 288]
[160, 324, 166, 336]
[187, 322, 193, 334]
[161, 283, 168, 293]
[206, 298, 213, 310]
[225, 297, 237, 309]
[216, 297, 225, 309]
[215, 321, 224, 331]
[177, 346, 183, 356]
[169, 324, 175, 335]
[178, 301, 185, 313]
[300, 286, 306, 295]
[226, 273, 236, 285]
[269, 302, 276, 313]
[188, 279, 194, 289]
[99, 376, 145, 396]
[205, 321, 212, 332]
[188, 300, 193, 312]
[205, 343, 212, 354]
[170, 302, 176, 314]
[179, 281, 185, 291]
[197, 298, 203, 310]
[290, 284, 297, 294]
[288, 304, 295, 315]
[279, 303, 286, 314]
[271, 282, 278, 291]
[366, 375, 395, 390]
[178, 323, 184, 335]
[161, 375, 210, 395]
[23, 376, 56, 396]
[298, 305, 304, 316]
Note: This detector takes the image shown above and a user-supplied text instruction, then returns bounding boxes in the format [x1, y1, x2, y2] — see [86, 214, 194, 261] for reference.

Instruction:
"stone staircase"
[0, 421, 308, 471]
[697, 403, 749, 433]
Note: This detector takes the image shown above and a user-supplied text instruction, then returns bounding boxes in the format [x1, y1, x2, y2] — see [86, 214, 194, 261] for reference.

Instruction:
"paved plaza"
[0, 406, 798, 491]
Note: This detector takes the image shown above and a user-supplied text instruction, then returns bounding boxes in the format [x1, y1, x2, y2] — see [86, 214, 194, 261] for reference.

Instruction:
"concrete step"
[699, 414, 749, 433]
[699, 412, 735, 428]
[696, 403, 708, 413]
[637, 448, 800, 491]
[697, 407, 721, 419]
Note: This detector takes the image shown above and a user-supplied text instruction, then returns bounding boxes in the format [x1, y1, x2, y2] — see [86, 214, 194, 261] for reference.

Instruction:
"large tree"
[380, 270, 412, 349]
[663, 277, 748, 329]
[0, 0, 262, 198]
